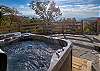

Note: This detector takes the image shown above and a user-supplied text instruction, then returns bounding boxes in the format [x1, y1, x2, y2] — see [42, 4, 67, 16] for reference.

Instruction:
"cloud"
[57, 3, 100, 18]
[16, 5, 37, 17]
[50, 0, 99, 18]
[54, 0, 100, 5]
[27, 3, 30, 6]
[16, 0, 100, 19]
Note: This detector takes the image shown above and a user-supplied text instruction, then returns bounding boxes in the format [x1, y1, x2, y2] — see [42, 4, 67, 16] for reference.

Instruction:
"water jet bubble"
[2, 39, 58, 71]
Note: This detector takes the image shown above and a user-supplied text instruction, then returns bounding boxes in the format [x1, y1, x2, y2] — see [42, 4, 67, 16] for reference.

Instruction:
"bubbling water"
[2, 40, 59, 71]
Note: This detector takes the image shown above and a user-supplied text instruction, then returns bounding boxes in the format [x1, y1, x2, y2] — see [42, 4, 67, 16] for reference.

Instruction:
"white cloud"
[58, 4, 100, 18]
[51, 0, 99, 18]
[16, 1, 100, 19]
[27, 3, 30, 6]
[17, 5, 37, 17]
[54, 0, 100, 5]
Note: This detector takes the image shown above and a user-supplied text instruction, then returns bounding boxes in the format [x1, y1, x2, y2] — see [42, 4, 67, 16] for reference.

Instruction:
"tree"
[0, 5, 18, 15]
[29, 0, 62, 34]
[30, 1, 61, 21]
[0, 5, 19, 33]
[72, 17, 76, 23]
[0, 5, 18, 26]
[84, 24, 93, 34]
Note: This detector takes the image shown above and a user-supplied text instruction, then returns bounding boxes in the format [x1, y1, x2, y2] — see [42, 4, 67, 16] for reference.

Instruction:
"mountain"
[83, 17, 100, 21]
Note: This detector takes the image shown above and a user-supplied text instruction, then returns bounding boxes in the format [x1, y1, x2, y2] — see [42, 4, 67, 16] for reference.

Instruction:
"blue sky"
[0, 0, 100, 19]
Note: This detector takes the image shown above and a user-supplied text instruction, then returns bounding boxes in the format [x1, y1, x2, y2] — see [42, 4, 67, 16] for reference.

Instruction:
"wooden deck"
[72, 56, 92, 71]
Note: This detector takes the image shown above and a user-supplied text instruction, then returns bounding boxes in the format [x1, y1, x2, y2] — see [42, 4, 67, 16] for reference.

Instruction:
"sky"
[0, 0, 100, 19]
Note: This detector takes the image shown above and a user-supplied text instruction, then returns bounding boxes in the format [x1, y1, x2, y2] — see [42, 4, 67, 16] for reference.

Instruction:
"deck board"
[72, 56, 92, 71]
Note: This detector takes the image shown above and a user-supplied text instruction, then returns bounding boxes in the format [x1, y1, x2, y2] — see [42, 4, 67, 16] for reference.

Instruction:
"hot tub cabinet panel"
[50, 49, 72, 71]
[59, 50, 72, 71]
[48, 38, 72, 71]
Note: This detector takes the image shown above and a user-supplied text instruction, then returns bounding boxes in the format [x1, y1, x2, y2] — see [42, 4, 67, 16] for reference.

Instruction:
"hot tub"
[0, 34, 72, 71]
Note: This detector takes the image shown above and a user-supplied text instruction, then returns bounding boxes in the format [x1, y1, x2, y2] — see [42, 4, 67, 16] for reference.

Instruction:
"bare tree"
[30, 0, 61, 21]
[29, 0, 62, 34]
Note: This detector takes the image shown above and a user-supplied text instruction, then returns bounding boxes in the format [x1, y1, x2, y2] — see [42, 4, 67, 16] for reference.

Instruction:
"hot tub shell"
[0, 34, 72, 71]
